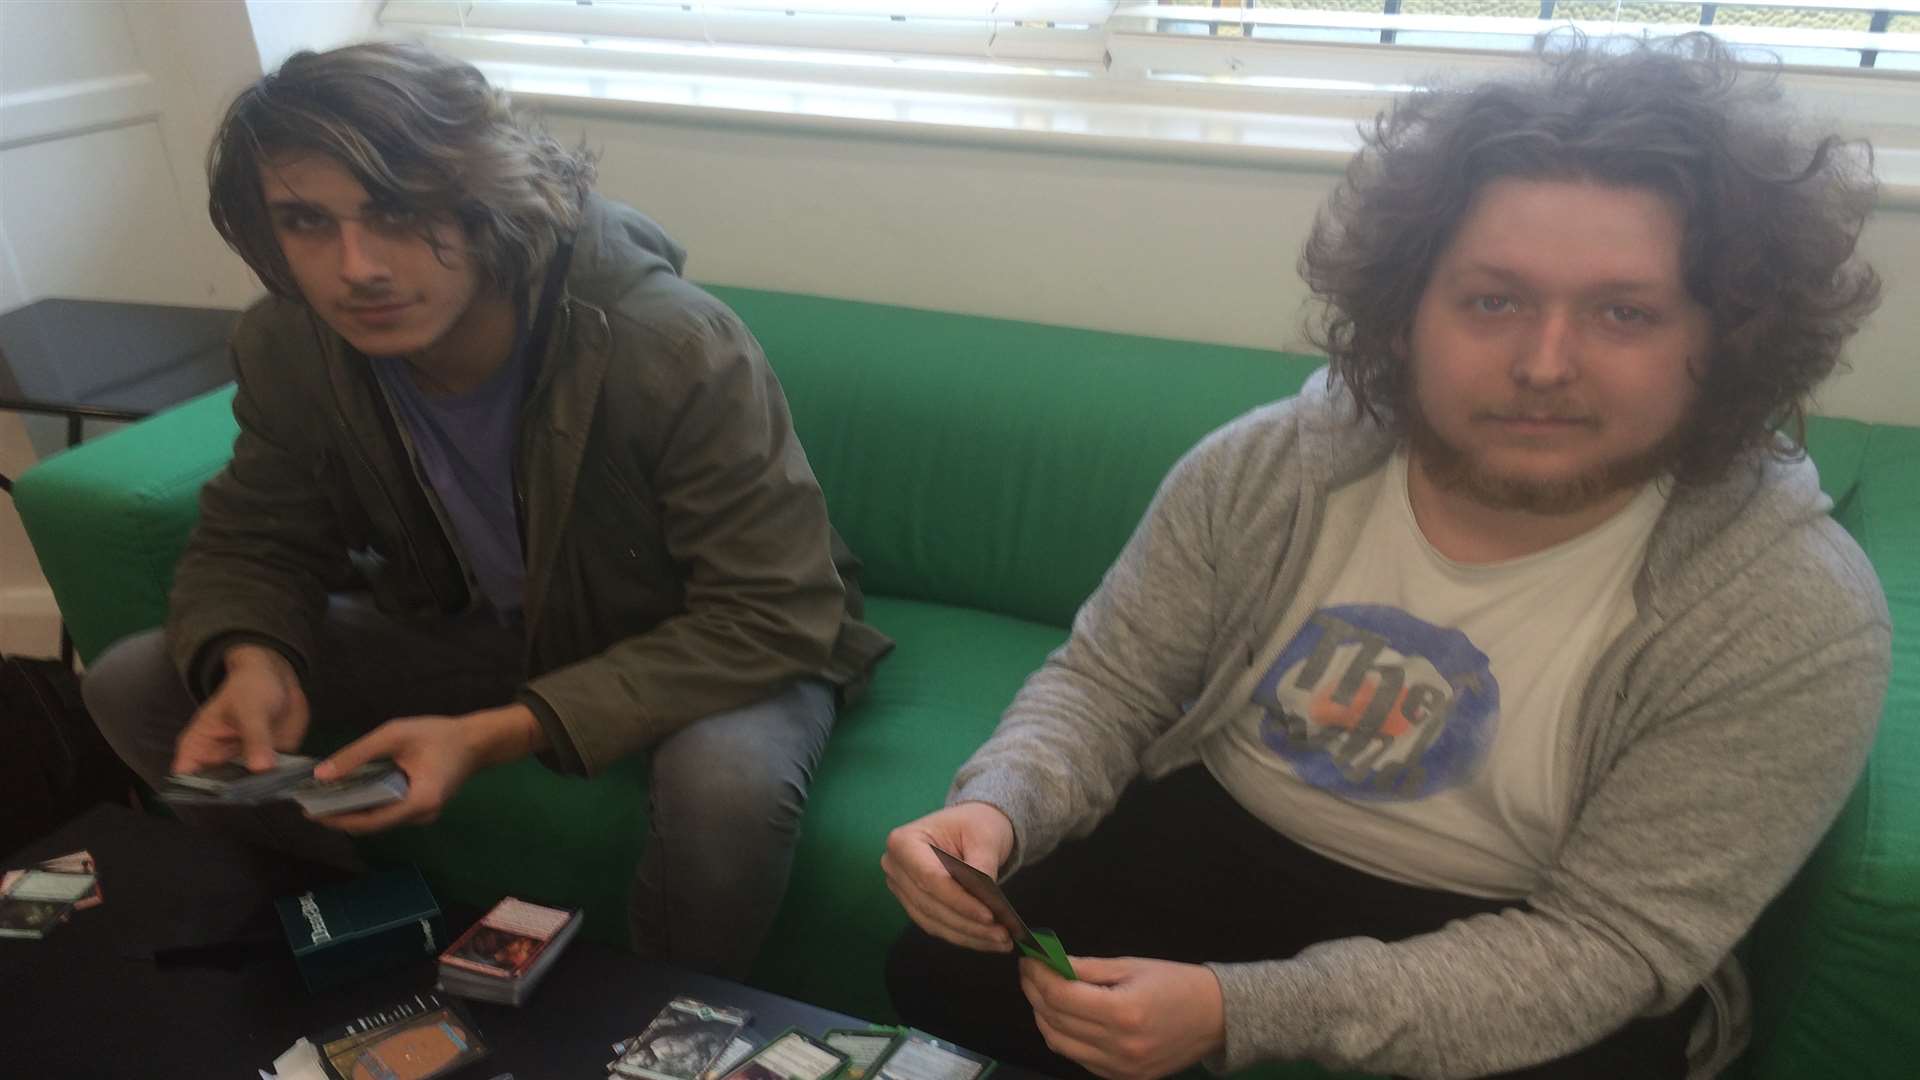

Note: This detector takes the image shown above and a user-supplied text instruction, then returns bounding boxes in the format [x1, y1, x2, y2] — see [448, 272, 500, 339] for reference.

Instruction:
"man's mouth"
[345, 300, 409, 316]
[1480, 413, 1596, 435]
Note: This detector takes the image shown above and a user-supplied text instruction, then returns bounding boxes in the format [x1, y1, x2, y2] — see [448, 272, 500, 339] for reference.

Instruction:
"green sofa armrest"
[12, 386, 238, 663]
[1737, 423, 1920, 1080]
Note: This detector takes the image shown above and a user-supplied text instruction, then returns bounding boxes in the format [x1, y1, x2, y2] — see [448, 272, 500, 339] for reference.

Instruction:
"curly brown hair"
[207, 41, 597, 298]
[1300, 33, 1881, 484]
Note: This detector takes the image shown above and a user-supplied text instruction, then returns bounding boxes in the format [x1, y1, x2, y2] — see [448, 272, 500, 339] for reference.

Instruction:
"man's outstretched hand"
[882, 801, 1019, 953]
[171, 643, 309, 775]
[1020, 954, 1227, 1080]
[308, 703, 545, 834]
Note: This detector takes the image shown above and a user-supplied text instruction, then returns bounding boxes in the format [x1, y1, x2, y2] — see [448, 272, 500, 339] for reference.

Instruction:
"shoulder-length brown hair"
[207, 41, 596, 297]
[1300, 33, 1881, 484]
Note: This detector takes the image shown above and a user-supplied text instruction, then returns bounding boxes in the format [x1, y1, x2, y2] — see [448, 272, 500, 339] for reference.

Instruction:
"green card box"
[276, 866, 446, 993]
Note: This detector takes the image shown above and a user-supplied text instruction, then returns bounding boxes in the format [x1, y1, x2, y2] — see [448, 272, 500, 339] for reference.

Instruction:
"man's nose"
[337, 221, 390, 286]
[1511, 308, 1578, 388]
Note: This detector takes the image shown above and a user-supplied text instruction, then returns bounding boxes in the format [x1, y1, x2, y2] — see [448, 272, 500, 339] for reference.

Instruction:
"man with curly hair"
[883, 34, 1889, 1080]
[81, 42, 890, 978]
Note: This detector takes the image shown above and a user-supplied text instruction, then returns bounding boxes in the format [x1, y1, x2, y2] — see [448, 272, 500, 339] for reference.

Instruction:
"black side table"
[0, 298, 242, 662]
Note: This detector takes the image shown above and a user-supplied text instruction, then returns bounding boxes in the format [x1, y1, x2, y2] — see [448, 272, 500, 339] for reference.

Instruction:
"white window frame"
[374, 2, 1920, 207]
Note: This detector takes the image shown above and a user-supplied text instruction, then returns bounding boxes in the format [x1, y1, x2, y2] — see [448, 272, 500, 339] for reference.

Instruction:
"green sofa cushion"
[708, 286, 1323, 629]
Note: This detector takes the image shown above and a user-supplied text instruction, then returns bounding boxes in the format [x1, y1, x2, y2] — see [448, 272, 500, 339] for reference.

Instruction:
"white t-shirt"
[1199, 450, 1666, 898]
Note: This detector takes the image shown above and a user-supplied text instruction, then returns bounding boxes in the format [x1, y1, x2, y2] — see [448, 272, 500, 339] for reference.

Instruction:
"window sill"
[419, 31, 1920, 211]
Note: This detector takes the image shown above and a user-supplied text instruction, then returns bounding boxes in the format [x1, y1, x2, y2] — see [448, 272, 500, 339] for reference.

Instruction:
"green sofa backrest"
[707, 286, 1324, 629]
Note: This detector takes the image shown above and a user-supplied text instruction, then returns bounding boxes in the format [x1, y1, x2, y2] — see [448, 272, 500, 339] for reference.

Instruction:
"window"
[374, 1, 1920, 171]
[380, 1, 1920, 78]
[1128, 3, 1920, 72]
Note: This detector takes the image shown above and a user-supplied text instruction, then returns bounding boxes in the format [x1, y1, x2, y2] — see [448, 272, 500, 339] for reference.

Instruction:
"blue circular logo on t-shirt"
[1254, 603, 1499, 800]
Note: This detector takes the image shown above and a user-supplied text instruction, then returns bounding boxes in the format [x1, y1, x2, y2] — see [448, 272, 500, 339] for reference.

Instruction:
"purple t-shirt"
[374, 348, 529, 621]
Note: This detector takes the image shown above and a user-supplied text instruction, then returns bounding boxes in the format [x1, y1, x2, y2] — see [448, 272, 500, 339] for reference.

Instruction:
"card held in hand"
[159, 753, 407, 815]
[928, 844, 1076, 980]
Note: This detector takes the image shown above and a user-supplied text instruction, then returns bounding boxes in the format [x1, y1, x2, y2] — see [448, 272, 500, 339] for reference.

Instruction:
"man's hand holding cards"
[881, 802, 1023, 953]
[927, 845, 1075, 981]
[159, 753, 408, 816]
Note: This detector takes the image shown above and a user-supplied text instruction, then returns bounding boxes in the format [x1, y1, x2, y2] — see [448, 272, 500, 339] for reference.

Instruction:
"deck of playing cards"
[0, 851, 101, 940]
[436, 896, 582, 1005]
[159, 753, 408, 816]
[609, 996, 753, 1080]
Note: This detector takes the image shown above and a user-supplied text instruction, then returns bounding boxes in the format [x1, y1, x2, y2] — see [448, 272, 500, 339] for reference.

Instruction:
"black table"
[0, 804, 1042, 1080]
[0, 297, 240, 454]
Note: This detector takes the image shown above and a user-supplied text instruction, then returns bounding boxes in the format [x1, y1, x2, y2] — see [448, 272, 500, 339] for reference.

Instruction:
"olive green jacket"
[168, 195, 891, 775]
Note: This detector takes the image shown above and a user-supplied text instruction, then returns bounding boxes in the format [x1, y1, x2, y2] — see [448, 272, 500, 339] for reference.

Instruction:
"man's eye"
[1607, 305, 1653, 325]
[277, 211, 329, 233]
[1471, 295, 1513, 314]
[370, 206, 418, 229]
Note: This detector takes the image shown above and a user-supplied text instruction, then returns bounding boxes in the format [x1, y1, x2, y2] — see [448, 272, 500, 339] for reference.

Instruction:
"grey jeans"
[82, 596, 835, 980]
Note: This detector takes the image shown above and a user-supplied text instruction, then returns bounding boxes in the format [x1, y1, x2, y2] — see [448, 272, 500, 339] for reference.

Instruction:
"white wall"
[246, 0, 380, 73]
[552, 109, 1920, 428]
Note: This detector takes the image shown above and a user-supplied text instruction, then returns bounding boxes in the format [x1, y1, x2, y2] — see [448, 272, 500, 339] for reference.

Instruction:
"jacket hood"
[561, 192, 689, 306]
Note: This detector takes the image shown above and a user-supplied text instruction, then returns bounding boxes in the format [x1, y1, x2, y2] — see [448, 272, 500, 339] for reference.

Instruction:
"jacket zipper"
[374, 374, 482, 612]
[514, 300, 571, 559]
[330, 365, 459, 613]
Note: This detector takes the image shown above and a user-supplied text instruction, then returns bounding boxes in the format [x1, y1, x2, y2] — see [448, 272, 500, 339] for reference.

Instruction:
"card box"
[274, 866, 445, 992]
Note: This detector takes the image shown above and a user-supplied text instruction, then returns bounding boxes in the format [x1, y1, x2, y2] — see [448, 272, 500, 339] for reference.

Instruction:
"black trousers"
[885, 766, 1701, 1079]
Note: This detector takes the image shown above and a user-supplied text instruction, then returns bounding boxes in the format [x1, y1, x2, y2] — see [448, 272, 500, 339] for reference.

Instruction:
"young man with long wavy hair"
[83, 41, 890, 979]
[882, 34, 1888, 1080]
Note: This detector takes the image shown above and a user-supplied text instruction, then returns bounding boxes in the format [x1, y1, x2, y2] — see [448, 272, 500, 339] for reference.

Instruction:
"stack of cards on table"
[160, 752, 409, 816]
[436, 895, 583, 1004]
[260, 991, 489, 1080]
[0, 849, 101, 940]
[609, 996, 755, 1080]
[605, 1007, 996, 1080]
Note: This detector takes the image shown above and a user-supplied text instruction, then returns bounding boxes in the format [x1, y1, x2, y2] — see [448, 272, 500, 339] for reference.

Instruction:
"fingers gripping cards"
[160, 753, 408, 815]
[928, 845, 1076, 980]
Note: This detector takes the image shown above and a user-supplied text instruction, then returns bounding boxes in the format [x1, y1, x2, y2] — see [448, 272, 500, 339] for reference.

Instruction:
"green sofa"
[13, 287, 1918, 1079]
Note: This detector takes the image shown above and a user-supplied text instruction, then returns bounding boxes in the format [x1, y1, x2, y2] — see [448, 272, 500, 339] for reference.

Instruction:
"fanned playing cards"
[160, 753, 408, 816]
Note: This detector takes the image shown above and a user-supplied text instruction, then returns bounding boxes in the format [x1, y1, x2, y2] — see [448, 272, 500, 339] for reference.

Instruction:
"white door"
[0, 0, 267, 653]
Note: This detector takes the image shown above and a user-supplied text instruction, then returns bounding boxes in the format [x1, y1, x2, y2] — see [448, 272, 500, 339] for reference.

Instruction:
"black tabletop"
[0, 298, 239, 419]
[0, 804, 1007, 1080]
